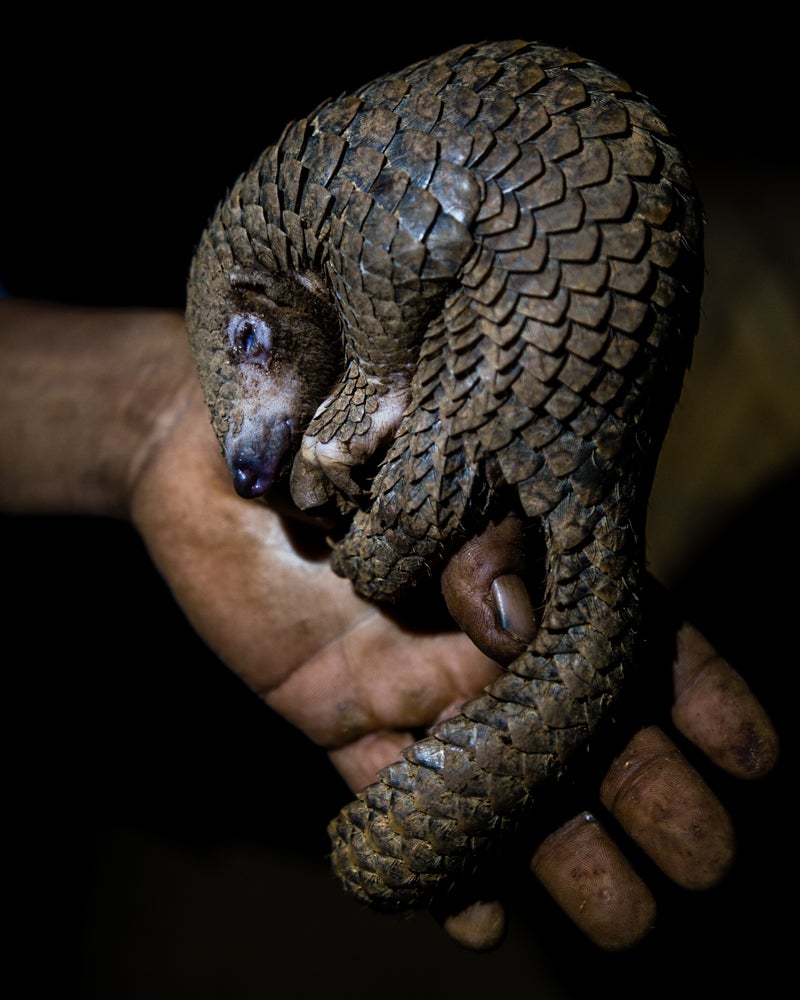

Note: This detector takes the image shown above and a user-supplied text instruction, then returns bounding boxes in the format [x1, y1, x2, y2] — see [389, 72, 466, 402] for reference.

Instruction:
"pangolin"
[186, 39, 704, 913]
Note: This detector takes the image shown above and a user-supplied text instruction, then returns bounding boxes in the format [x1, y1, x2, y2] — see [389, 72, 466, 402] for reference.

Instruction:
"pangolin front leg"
[185, 40, 704, 912]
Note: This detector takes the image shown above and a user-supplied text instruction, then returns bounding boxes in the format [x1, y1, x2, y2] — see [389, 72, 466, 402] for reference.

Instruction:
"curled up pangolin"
[186, 40, 704, 913]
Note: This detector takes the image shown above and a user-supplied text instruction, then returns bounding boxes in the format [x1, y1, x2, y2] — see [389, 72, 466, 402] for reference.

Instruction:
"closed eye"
[227, 312, 272, 363]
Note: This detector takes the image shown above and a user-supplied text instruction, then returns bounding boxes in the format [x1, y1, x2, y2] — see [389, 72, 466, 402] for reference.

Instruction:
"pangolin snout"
[226, 416, 294, 498]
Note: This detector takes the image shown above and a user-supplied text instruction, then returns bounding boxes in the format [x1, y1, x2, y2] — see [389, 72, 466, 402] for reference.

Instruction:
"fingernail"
[491, 574, 537, 643]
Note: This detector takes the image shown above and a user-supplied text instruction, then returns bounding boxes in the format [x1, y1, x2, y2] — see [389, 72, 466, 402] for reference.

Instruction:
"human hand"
[439, 514, 779, 949]
[130, 369, 779, 953]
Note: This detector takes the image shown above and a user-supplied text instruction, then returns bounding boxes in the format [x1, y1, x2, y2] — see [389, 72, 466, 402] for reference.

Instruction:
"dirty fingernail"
[491, 574, 537, 643]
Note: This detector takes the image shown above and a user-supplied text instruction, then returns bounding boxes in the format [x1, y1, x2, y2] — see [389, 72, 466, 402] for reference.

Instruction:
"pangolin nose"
[230, 456, 276, 498]
[227, 418, 294, 499]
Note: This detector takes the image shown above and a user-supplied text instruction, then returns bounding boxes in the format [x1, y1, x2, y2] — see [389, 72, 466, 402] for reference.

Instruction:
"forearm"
[0, 298, 194, 518]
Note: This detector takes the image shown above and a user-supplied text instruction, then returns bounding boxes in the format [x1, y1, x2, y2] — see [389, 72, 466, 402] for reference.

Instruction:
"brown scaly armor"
[186, 39, 704, 912]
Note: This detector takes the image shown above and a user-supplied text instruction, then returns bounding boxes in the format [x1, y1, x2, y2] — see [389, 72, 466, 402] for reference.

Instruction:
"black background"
[3, 10, 796, 999]
[5, 13, 794, 307]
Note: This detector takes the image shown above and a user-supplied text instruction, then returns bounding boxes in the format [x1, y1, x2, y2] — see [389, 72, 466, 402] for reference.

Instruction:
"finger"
[672, 622, 779, 780]
[266, 616, 499, 751]
[530, 812, 656, 951]
[600, 725, 735, 890]
[328, 729, 416, 794]
[441, 511, 538, 664]
[441, 899, 507, 951]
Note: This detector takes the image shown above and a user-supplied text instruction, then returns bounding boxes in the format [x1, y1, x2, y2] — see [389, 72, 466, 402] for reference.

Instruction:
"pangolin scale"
[186, 39, 704, 912]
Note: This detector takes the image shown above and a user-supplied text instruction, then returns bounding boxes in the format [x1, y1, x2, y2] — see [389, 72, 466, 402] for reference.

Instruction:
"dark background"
[4, 12, 795, 307]
[3, 10, 797, 998]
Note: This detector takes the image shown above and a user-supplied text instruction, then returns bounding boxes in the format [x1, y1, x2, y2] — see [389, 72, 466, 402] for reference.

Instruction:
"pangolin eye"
[227, 313, 272, 362]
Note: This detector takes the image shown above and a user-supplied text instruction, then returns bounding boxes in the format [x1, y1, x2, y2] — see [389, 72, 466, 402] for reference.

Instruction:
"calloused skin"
[0, 299, 780, 952]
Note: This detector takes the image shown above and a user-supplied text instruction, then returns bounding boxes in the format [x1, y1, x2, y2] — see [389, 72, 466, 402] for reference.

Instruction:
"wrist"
[120, 312, 202, 519]
[0, 300, 195, 519]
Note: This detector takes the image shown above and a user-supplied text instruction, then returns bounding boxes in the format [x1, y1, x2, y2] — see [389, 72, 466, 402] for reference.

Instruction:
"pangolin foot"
[290, 374, 410, 511]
